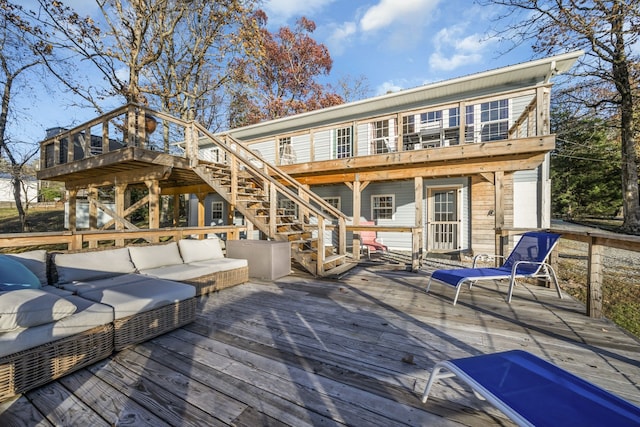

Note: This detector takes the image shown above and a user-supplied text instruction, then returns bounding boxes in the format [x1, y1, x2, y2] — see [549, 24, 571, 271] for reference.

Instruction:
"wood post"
[587, 237, 604, 318]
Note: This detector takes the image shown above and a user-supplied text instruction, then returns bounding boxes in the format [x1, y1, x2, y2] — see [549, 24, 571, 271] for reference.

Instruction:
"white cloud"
[428, 25, 495, 71]
[375, 80, 405, 96]
[264, 0, 336, 24]
[326, 21, 357, 55]
[359, 0, 441, 33]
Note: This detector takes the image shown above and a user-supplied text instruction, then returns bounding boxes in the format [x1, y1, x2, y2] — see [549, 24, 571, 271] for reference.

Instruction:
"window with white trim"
[480, 100, 509, 141]
[322, 196, 341, 213]
[371, 195, 394, 220]
[211, 201, 223, 221]
[335, 127, 352, 158]
[279, 136, 296, 164]
[371, 120, 390, 154]
[278, 198, 297, 217]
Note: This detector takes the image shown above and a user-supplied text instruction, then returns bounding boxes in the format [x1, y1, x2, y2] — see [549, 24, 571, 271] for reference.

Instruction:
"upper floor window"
[402, 115, 415, 134]
[448, 106, 475, 143]
[371, 194, 394, 220]
[371, 120, 390, 154]
[335, 127, 353, 159]
[279, 136, 296, 164]
[421, 111, 442, 125]
[480, 100, 509, 141]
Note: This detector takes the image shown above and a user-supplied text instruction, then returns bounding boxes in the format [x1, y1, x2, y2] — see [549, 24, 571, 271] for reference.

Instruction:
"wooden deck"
[2, 262, 639, 426]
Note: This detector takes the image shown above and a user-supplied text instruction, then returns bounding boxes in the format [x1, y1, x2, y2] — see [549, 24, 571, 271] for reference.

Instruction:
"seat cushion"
[58, 273, 151, 295]
[178, 238, 224, 263]
[188, 257, 248, 272]
[5, 250, 48, 286]
[54, 248, 136, 284]
[78, 277, 195, 320]
[0, 255, 41, 291]
[138, 263, 221, 281]
[0, 293, 113, 357]
[0, 289, 77, 332]
[128, 242, 184, 271]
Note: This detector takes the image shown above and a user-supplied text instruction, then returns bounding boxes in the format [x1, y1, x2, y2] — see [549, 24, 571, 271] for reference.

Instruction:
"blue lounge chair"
[426, 231, 562, 305]
[422, 350, 640, 427]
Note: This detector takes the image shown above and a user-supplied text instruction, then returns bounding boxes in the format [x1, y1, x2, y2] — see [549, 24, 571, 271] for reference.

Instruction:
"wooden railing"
[0, 226, 246, 252]
[498, 228, 640, 318]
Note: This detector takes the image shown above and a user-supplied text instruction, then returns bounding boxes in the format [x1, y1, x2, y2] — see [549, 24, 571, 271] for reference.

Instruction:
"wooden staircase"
[191, 123, 354, 277]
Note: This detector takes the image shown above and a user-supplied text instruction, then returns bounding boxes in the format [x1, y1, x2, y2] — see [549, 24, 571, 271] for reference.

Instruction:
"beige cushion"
[0, 293, 113, 358]
[6, 250, 48, 286]
[128, 242, 184, 271]
[79, 277, 195, 319]
[54, 248, 136, 283]
[0, 289, 77, 332]
[178, 238, 224, 263]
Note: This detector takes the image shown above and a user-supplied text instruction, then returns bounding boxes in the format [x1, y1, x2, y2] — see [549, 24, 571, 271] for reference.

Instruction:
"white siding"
[314, 130, 332, 161]
[249, 140, 276, 164]
[357, 123, 369, 156]
[291, 134, 310, 164]
[513, 169, 539, 227]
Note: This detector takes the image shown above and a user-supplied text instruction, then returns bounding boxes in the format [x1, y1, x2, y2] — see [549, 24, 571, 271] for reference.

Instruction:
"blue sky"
[262, 0, 533, 94]
[13, 0, 535, 145]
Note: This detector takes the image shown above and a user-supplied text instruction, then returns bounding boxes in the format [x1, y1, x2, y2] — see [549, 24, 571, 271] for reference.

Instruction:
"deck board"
[2, 265, 639, 426]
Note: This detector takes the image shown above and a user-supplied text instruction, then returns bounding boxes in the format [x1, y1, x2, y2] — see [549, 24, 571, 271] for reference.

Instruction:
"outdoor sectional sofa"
[0, 237, 250, 402]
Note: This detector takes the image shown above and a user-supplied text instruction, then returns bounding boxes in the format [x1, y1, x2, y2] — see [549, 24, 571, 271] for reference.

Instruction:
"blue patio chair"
[422, 350, 640, 427]
[426, 231, 562, 305]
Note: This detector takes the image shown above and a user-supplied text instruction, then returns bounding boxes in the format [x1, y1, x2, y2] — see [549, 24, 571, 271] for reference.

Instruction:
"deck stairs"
[190, 123, 354, 277]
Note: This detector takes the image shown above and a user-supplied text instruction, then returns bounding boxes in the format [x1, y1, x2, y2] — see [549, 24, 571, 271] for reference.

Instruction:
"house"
[192, 51, 582, 256]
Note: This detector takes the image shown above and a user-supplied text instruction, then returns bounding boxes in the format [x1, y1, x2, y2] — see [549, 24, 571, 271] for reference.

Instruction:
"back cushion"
[54, 248, 136, 283]
[128, 242, 184, 271]
[178, 238, 224, 263]
[6, 250, 48, 286]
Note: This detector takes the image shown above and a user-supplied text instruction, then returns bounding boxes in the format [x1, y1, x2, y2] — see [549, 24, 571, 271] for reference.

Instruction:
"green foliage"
[551, 110, 622, 218]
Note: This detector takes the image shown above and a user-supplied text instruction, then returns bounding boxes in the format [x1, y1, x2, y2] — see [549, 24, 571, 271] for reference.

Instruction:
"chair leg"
[548, 265, 563, 299]
[507, 276, 517, 303]
[422, 365, 456, 403]
[452, 285, 463, 306]
[426, 277, 433, 293]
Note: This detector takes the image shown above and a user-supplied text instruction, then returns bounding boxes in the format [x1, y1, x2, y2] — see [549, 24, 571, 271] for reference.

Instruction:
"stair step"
[321, 261, 358, 278]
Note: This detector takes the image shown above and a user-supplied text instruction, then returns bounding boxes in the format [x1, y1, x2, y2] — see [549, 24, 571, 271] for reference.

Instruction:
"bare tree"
[481, 0, 640, 233]
[0, 1, 53, 230]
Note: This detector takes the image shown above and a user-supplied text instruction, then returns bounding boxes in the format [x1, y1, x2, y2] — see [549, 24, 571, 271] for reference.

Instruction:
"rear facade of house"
[191, 52, 581, 257]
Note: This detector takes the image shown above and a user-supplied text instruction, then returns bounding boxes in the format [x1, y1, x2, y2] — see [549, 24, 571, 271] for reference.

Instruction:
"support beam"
[68, 189, 77, 232]
[414, 176, 424, 269]
[351, 180, 363, 260]
[145, 179, 160, 233]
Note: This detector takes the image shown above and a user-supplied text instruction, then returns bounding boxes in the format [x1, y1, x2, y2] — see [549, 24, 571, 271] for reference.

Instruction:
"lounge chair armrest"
[472, 254, 505, 267]
[510, 260, 546, 275]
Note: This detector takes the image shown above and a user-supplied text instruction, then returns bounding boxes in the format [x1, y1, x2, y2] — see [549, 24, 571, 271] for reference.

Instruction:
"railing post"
[269, 185, 277, 237]
[317, 216, 325, 275]
[587, 236, 604, 318]
[230, 156, 238, 206]
[412, 227, 420, 271]
[338, 217, 346, 255]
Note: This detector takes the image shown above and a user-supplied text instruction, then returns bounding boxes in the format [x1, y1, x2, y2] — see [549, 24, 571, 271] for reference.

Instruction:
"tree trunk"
[611, 8, 640, 234]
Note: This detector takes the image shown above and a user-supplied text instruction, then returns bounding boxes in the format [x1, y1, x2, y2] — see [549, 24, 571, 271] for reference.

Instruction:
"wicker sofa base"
[113, 297, 197, 351]
[182, 266, 249, 296]
[0, 323, 114, 402]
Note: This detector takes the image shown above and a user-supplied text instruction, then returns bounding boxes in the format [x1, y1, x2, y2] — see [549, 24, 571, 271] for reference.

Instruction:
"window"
[322, 197, 341, 213]
[278, 198, 297, 217]
[402, 115, 415, 134]
[371, 120, 390, 154]
[448, 106, 475, 143]
[335, 127, 353, 159]
[480, 100, 509, 141]
[211, 201, 223, 222]
[371, 195, 394, 220]
[279, 137, 296, 164]
[421, 111, 442, 125]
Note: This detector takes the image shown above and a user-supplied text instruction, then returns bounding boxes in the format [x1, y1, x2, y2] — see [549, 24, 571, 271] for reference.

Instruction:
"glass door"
[429, 188, 459, 251]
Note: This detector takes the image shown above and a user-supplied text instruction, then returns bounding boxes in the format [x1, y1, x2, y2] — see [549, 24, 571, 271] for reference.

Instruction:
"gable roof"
[225, 51, 582, 141]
